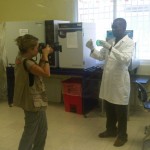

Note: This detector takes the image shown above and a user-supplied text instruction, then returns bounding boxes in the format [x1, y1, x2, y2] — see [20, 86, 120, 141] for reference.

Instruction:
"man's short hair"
[114, 18, 127, 30]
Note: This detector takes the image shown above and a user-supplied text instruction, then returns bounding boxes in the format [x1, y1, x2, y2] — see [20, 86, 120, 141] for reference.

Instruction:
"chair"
[136, 81, 150, 150]
[136, 81, 150, 110]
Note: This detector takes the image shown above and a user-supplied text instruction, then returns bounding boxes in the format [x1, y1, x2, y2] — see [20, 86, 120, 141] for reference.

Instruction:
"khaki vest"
[13, 56, 48, 111]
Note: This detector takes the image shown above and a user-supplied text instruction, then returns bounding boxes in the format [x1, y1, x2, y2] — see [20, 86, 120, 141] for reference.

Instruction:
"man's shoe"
[98, 131, 117, 138]
[113, 138, 127, 147]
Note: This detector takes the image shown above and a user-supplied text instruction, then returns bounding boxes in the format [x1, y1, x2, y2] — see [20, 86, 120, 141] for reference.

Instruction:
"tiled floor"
[0, 100, 149, 150]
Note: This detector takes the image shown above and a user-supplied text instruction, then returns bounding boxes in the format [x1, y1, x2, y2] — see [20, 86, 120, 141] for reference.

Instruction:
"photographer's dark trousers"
[104, 100, 128, 140]
[18, 110, 48, 150]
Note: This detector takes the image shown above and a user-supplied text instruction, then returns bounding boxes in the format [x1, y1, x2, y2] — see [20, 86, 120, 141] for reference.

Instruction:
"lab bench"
[47, 68, 150, 117]
[7, 64, 148, 117]
[49, 66, 103, 117]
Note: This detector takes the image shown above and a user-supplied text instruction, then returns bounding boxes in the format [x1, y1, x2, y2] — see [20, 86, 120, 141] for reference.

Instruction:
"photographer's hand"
[31, 44, 52, 77]
[40, 45, 52, 65]
[42, 45, 54, 56]
[38, 45, 53, 76]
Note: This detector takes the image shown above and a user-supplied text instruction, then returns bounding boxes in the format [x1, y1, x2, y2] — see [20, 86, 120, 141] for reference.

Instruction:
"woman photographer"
[13, 34, 53, 150]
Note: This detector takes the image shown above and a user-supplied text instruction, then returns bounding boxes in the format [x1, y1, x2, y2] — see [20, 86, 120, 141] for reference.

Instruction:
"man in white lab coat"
[86, 18, 135, 147]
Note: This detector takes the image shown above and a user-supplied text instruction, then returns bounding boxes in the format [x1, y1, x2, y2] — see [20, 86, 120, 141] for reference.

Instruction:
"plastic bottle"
[96, 40, 102, 46]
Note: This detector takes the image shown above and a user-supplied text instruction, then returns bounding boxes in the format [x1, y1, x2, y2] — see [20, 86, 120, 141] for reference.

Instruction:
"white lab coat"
[90, 35, 135, 105]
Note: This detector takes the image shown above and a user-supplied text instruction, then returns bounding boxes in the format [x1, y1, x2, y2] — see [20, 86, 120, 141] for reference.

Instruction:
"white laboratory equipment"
[45, 20, 69, 68]
[58, 22, 97, 69]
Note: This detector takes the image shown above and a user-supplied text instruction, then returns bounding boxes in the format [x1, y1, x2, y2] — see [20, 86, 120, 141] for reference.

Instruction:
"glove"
[98, 40, 112, 50]
[86, 39, 95, 51]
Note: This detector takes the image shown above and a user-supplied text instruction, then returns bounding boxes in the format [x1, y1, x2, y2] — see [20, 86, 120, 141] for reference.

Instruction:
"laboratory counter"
[50, 66, 103, 117]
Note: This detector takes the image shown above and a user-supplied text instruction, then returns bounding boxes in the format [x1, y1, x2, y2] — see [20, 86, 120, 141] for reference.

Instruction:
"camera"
[38, 42, 62, 53]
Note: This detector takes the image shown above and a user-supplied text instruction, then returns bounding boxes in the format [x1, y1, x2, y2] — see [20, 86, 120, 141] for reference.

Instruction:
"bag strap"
[23, 59, 34, 87]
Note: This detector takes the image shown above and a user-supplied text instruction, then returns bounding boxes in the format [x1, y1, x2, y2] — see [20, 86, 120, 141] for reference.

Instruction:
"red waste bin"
[62, 78, 82, 114]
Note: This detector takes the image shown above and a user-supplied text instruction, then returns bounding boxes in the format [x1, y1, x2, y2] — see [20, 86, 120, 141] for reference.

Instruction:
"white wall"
[5, 21, 45, 64]
[0, 0, 78, 22]
[137, 64, 150, 75]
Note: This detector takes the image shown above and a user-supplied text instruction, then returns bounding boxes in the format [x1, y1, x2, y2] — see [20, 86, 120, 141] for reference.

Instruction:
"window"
[78, 0, 113, 40]
[78, 0, 150, 60]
